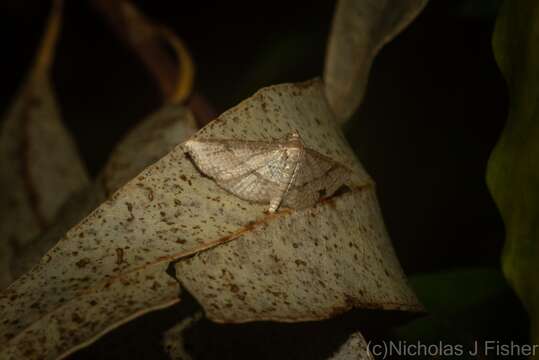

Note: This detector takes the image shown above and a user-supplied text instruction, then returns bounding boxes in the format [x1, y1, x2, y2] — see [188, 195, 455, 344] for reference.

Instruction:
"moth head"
[287, 129, 301, 140]
[282, 130, 303, 154]
[286, 129, 304, 147]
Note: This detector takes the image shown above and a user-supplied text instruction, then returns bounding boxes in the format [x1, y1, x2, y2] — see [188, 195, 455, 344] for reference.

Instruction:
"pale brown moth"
[183, 130, 351, 212]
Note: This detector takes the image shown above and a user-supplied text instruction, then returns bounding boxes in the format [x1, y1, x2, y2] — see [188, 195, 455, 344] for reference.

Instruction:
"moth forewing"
[184, 130, 352, 212]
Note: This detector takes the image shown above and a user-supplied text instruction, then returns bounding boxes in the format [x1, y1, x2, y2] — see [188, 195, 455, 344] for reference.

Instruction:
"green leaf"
[395, 269, 527, 359]
[407, 268, 506, 315]
[395, 269, 507, 344]
[489, 0, 539, 349]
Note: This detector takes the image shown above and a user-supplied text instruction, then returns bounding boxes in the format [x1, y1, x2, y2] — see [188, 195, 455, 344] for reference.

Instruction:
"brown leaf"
[0, 0, 89, 289]
[324, 0, 428, 122]
[92, 0, 195, 104]
[0, 80, 420, 359]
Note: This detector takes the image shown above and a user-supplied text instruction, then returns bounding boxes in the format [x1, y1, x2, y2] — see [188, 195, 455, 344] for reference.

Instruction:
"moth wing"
[293, 149, 335, 186]
[218, 148, 300, 204]
[283, 149, 351, 209]
[184, 139, 278, 181]
[217, 172, 282, 203]
[185, 136, 350, 210]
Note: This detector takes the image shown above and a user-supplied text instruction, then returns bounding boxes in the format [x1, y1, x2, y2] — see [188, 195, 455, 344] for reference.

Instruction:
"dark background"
[0, 0, 518, 358]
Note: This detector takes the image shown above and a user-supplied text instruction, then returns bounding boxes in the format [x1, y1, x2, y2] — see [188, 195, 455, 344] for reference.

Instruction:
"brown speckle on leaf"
[71, 313, 84, 324]
[115, 248, 124, 265]
[75, 258, 90, 268]
[125, 202, 134, 221]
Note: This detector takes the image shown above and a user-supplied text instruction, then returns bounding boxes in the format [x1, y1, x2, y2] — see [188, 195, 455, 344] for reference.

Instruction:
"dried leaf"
[9, 184, 106, 284]
[10, 104, 197, 290]
[0, 80, 419, 359]
[176, 188, 419, 322]
[324, 0, 428, 122]
[329, 332, 373, 360]
[0, 0, 89, 288]
[174, 81, 420, 323]
[489, 0, 539, 350]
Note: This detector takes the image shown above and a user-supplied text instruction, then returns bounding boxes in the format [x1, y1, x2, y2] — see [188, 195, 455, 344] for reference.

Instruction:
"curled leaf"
[324, 0, 428, 122]
[175, 80, 420, 323]
[0, 0, 89, 288]
[0, 80, 419, 359]
[93, 0, 195, 103]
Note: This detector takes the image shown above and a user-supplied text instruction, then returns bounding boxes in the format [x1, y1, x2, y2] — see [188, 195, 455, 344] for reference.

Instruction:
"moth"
[183, 130, 351, 212]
